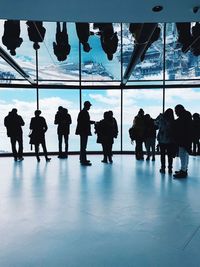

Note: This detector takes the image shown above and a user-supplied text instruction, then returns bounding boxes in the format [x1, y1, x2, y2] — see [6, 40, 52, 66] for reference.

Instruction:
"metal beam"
[122, 23, 158, 85]
[0, 45, 35, 85]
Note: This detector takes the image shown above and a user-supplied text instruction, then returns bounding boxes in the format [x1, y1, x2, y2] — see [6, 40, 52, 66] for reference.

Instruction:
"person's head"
[175, 104, 185, 117]
[164, 108, 174, 120]
[107, 53, 113, 60]
[104, 111, 109, 120]
[193, 113, 200, 120]
[34, 110, 41, 117]
[84, 101, 92, 110]
[58, 106, 63, 112]
[11, 108, 17, 114]
[10, 49, 16, 56]
[144, 114, 150, 120]
[138, 108, 144, 116]
[108, 110, 113, 117]
[83, 43, 91, 52]
[33, 42, 40, 50]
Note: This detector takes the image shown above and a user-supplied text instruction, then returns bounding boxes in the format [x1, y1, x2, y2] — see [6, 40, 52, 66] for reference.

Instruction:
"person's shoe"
[108, 157, 113, 163]
[160, 168, 165, 174]
[173, 170, 188, 179]
[152, 156, 155, 161]
[18, 157, 24, 161]
[14, 157, 18, 161]
[37, 156, 40, 162]
[146, 156, 150, 161]
[81, 161, 92, 166]
[58, 155, 62, 158]
[46, 157, 51, 162]
[101, 160, 108, 163]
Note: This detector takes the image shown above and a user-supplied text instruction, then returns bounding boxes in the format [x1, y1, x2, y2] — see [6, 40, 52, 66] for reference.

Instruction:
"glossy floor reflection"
[0, 155, 200, 267]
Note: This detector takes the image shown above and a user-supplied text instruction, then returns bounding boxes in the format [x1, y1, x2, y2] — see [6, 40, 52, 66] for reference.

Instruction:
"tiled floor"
[0, 154, 200, 267]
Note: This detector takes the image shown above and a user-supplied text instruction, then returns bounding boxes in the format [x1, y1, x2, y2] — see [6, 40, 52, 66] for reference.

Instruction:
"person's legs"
[35, 144, 40, 162]
[102, 143, 108, 163]
[80, 135, 88, 163]
[58, 134, 63, 157]
[64, 134, 69, 158]
[145, 138, 151, 160]
[10, 137, 17, 160]
[151, 138, 156, 160]
[159, 143, 166, 172]
[107, 142, 113, 163]
[17, 134, 23, 160]
[166, 143, 173, 173]
[41, 139, 51, 161]
[173, 147, 188, 178]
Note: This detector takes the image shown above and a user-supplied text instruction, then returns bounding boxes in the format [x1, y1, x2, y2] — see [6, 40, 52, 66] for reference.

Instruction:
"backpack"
[129, 127, 136, 141]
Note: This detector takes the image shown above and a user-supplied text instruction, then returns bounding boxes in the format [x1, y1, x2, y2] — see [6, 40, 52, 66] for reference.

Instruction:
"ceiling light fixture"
[152, 5, 163, 12]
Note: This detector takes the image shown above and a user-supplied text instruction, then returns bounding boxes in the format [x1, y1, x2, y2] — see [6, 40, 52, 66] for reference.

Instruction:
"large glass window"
[38, 89, 80, 152]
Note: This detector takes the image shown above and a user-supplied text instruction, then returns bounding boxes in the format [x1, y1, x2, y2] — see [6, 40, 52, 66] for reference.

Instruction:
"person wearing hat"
[75, 101, 95, 166]
[29, 110, 51, 162]
[4, 108, 25, 161]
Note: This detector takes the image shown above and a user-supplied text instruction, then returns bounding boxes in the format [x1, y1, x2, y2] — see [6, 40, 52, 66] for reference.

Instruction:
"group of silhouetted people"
[4, 103, 200, 178]
[3, 102, 119, 165]
[1, 20, 119, 61]
[129, 105, 200, 178]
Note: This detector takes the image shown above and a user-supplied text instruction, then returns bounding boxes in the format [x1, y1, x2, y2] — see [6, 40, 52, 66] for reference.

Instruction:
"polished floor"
[0, 154, 200, 267]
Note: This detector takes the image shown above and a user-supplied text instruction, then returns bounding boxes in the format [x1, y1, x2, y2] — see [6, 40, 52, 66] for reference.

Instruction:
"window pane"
[165, 23, 200, 80]
[38, 89, 80, 152]
[81, 23, 121, 84]
[38, 22, 79, 83]
[165, 88, 200, 114]
[123, 23, 163, 81]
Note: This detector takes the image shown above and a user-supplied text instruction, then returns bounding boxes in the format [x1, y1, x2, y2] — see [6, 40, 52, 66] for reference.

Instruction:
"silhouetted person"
[29, 110, 51, 162]
[2, 20, 23, 56]
[53, 22, 71, 61]
[129, 23, 160, 61]
[155, 109, 176, 174]
[132, 109, 145, 160]
[144, 114, 157, 161]
[173, 105, 193, 178]
[176, 23, 192, 53]
[4, 108, 25, 161]
[95, 111, 117, 163]
[75, 101, 95, 166]
[54, 106, 72, 158]
[94, 23, 118, 60]
[26, 21, 46, 50]
[75, 23, 92, 52]
[191, 22, 200, 56]
[191, 113, 200, 155]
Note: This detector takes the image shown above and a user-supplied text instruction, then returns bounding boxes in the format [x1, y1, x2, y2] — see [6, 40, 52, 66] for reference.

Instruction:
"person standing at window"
[29, 110, 51, 162]
[75, 101, 95, 166]
[54, 106, 72, 158]
[4, 108, 25, 161]
[173, 105, 193, 178]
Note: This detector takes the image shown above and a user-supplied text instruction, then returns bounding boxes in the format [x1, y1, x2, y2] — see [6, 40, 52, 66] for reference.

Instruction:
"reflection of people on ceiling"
[2, 20, 23, 56]
[176, 23, 192, 53]
[26, 21, 46, 50]
[129, 23, 160, 62]
[75, 23, 92, 52]
[53, 22, 71, 61]
[191, 22, 200, 56]
[94, 23, 118, 60]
